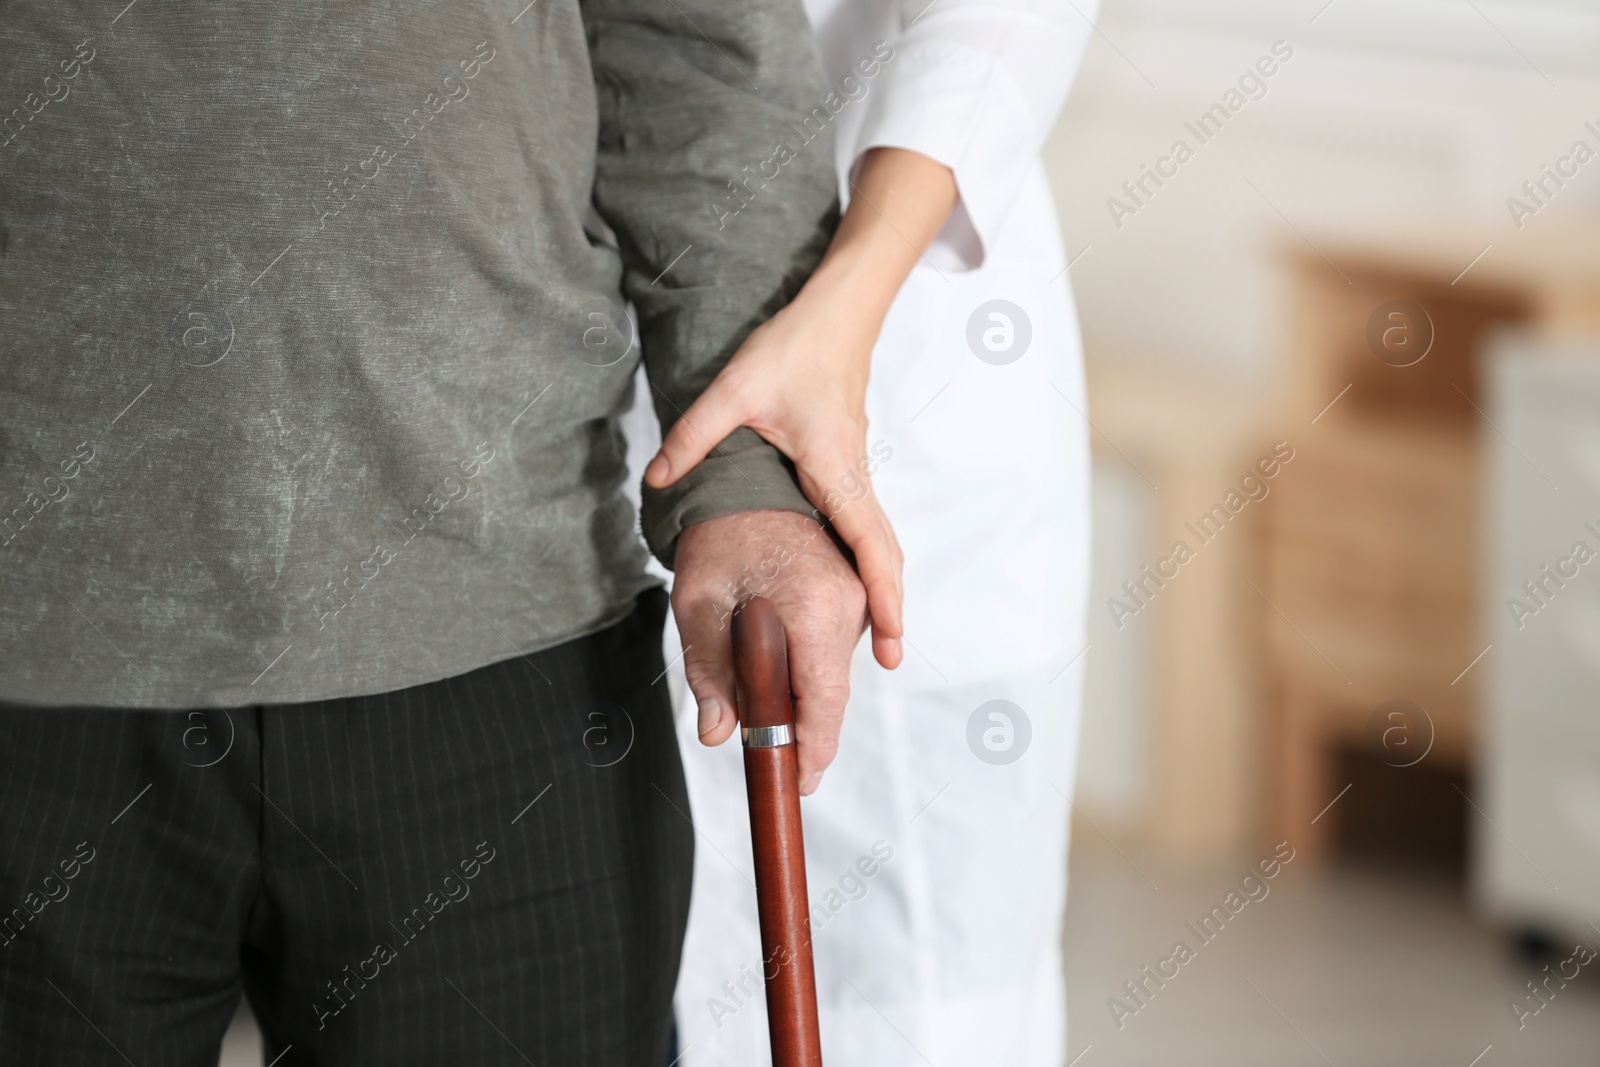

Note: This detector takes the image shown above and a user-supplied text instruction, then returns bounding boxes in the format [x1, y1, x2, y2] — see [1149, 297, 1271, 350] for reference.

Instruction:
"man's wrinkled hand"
[671, 509, 868, 795]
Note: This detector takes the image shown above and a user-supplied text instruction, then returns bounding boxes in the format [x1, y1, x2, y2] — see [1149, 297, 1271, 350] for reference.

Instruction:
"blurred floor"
[1063, 839, 1600, 1067]
[217, 840, 1600, 1066]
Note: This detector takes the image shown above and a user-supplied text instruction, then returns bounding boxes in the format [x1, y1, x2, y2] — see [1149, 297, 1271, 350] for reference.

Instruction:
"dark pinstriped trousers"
[0, 588, 691, 1066]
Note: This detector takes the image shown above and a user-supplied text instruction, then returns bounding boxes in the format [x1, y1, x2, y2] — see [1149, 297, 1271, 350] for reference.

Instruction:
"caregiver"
[648, 1, 1098, 1063]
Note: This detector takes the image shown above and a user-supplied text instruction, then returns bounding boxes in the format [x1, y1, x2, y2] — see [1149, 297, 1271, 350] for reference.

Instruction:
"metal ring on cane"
[742, 723, 794, 748]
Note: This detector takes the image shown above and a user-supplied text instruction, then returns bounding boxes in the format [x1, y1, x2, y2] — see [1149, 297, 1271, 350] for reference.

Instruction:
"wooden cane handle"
[732, 596, 823, 1067]
[733, 595, 796, 730]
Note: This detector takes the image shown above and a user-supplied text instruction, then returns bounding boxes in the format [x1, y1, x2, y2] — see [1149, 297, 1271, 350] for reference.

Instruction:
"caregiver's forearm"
[801, 147, 959, 327]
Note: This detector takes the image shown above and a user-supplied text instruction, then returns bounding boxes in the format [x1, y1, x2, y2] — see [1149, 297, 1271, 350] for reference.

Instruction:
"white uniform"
[625, 2, 1096, 1064]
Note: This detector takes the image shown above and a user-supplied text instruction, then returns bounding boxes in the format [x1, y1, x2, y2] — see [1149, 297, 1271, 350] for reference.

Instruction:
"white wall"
[1045, 0, 1600, 386]
[1050, 0, 1600, 821]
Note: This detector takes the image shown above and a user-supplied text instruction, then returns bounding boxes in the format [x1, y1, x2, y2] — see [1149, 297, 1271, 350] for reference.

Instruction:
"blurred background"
[220, 1, 1600, 1063]
[1048, 0, 1600, 1062]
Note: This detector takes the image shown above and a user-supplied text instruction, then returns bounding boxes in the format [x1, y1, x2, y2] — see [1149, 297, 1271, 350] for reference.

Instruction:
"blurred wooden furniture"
[1262, 229, 1600, 866]
[1080, 229, 1600, 869]
[1084, 359, 1274, 863]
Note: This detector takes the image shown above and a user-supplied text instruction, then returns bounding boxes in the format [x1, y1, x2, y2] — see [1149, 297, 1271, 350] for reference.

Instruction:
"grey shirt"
[0, 0, 834, 707]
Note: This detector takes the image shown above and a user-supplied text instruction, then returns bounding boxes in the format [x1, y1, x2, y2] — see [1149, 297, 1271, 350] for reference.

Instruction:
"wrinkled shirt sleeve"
[583, 0, 841, 567]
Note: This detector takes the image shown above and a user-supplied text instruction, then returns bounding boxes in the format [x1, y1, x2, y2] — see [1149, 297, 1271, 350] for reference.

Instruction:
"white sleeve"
[845, 0, 1097, 270]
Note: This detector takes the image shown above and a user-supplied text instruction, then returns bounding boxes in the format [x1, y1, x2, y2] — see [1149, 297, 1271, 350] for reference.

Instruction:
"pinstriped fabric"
[0, 588, 690, 1066]
[0, 708, 262, 1067]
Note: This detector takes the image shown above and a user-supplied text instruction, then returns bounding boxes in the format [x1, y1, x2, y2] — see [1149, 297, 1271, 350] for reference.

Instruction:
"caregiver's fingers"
[832, 490, 903, 671]
[645, 374, 750, 489]
[800, 456, 904, 671]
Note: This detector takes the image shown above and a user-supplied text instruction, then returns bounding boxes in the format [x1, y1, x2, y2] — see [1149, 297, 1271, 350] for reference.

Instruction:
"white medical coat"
[627, 2, 1098, 1063]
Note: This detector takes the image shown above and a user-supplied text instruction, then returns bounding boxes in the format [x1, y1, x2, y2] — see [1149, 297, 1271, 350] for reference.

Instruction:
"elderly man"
[0, 2, 864, 1063]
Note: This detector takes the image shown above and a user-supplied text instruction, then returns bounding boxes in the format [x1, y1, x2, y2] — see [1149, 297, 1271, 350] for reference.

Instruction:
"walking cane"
[732, 595, 824, 1067]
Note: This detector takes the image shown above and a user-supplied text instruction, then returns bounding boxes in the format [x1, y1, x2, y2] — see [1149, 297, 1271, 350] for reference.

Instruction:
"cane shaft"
[744, 744, 822, 1067]
[733, 596, 823, 1067]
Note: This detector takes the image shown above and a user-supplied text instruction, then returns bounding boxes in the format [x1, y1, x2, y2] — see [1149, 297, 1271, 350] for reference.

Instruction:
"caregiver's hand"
[648, 268, 900, 668]
[645, 147, 960, 672]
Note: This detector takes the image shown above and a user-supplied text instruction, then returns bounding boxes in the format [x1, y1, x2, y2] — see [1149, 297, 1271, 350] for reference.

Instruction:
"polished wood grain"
[733, 596, 823, 1067]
